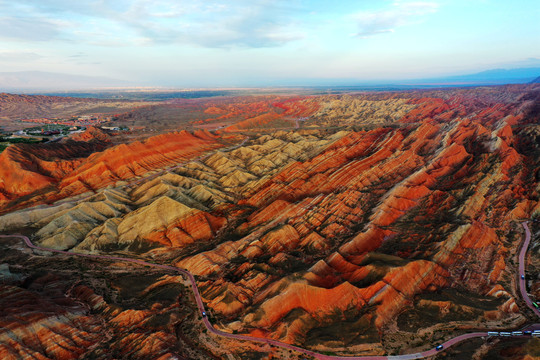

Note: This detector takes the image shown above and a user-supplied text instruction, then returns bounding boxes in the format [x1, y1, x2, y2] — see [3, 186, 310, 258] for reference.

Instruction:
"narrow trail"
[1, 223, 538, 359]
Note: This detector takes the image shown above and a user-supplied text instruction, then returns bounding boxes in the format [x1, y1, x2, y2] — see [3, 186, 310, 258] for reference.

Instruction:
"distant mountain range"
[404, 67, 540, 86]
[0, 71, 131, 92]
[0, 67, 539, 92]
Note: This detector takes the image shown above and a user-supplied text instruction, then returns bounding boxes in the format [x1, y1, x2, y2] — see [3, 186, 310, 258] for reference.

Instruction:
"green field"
[0, 137, 47, 153]
[24, 124, 70, 131]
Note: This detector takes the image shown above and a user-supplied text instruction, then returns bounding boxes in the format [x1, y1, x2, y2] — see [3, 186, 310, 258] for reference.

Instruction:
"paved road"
[518, 221, 540, 317]
[1, 222, 538, 359]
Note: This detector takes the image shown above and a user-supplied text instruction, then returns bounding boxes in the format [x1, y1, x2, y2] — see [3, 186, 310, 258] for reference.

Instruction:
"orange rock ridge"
[0, 130, 224, 213]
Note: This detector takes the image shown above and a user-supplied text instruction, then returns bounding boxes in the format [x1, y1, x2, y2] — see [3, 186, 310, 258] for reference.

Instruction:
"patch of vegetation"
[398, 304, 479, 332]
[420, 287, 506, 309]
[23, 124, 71, 132]
[274, 255, 312, 273]
[111, 273, 163, 300]
[434, 337, 485, 359]
[304, 306, 379, 346]
[126, 238, 162, 254]
[145, 312, 171, 328]
[256, 254, 272, 263]
[143, 283, 184, 304]
[526, 337, 540, 357]
[397, 287, 506, 332]
[358, 252, 409, 267]
[479, 337, 531, 360]
[235, 351, 272, 360]
[230, 254, 247, 264]
[0, 137, 47, 144]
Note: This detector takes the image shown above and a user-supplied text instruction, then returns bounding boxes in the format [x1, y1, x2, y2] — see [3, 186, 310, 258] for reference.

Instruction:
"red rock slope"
[0, 130, 223, 213]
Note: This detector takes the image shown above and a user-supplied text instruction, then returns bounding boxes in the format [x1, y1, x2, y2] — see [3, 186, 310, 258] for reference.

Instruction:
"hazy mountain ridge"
[2, 67, 540, 92]
[0, 71, 132, 91]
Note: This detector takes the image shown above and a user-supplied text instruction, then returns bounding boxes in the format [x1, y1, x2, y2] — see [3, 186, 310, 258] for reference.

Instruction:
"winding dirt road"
[0, 221, 538, 359]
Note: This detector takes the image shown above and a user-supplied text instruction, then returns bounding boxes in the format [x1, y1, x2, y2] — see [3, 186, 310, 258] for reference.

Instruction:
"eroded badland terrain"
[0, 85, 540, 359]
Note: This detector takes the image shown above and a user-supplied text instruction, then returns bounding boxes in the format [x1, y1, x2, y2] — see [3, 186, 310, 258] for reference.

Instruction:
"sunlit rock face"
[0, 84, 539, 356]
[0, 130, 223, 213]
[70, 126, 111, 142]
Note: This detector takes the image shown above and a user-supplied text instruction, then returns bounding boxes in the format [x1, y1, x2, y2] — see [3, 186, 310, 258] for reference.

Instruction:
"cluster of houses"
[20, 114, 113, 127]
[13, 126, 79, 137]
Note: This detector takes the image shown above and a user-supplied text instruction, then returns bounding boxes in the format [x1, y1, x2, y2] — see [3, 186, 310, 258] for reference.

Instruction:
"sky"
[0, 0, 539, 87]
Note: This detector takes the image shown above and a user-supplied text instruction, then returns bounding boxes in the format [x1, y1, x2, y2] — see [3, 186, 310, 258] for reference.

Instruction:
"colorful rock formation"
[0, 130, 224, 214]
[1, 84, 539, 358]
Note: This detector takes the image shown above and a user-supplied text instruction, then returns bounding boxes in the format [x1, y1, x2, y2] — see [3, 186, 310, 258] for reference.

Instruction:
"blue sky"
[0, 0, 539, 87]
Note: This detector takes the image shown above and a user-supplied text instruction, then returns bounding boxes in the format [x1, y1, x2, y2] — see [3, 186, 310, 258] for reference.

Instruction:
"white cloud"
[353, 1, 439, 38]
[0, 50, 43, 61]
[0, 0, 306, 48]
[0, 16, 62, 41]
[110, 0, 305, 48]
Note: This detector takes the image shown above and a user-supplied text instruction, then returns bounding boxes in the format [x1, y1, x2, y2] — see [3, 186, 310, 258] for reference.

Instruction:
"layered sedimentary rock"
[58, 131, 223, 195]
[70, 126, 112, 142]
[1, 85, 539, 357]
[0, 140, 108, 203]
[311, 96, 416, 127]
[0, 130, 224, 213]
[0, 271, 188, 360]
[169, 87, 537, 347]
[0, 284, 103, 359]
[224, 112, 283, 131]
